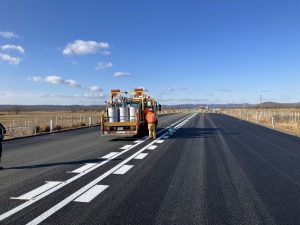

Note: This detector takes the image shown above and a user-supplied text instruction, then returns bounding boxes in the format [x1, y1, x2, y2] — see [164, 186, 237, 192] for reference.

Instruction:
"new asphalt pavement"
[1, 113, 300, 225]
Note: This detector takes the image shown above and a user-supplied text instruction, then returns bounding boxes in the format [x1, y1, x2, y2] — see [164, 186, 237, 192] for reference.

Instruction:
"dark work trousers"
[0, 136, 2, 162]
[0, 134, 4, 162]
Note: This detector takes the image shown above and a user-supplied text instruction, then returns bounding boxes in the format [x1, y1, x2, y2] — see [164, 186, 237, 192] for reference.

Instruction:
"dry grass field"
[3, 108, 298, 139]
[218, 108, 300, 136]
[0, 108, 194, 140]
[0, 110, 101, 139]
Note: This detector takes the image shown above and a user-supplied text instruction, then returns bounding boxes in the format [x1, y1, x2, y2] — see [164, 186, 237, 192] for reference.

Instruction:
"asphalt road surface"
[1, 113, 300, 225]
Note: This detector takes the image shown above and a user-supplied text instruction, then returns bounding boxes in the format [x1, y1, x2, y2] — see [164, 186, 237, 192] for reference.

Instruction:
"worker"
[0, 122, 6, 170]
[146, 108, 157, 139]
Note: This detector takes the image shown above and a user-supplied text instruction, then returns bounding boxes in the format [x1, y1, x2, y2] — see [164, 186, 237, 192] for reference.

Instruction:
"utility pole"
[260, 95, 262, 109]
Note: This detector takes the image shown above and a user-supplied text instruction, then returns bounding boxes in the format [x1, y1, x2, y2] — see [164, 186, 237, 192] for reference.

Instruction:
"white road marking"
[11, 182, 61, 200]
[133, 140, 143, 143]
[147, 145, 158, 150]
[26, 114, 198, 225]
[155, 140, 164, 144]
[119, 145, 133, 150]
[163, 136, 169, 139]
[74, 185, 109, 203]
[100, 152, 119, 159]
[26, 138, 166, 225]
[113, 165, 134, 175]
[69, 163, 98, 174]
[134, 153, 148, 159]
[0, 114, 194, 223]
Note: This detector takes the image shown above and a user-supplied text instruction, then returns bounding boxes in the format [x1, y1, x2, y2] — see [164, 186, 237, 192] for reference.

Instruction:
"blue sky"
[0, 0, 300, 105]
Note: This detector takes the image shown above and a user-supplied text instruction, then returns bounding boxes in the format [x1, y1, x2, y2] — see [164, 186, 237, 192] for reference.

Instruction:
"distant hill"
[257, 102, 300, 108]
[161, 102, 300, 109]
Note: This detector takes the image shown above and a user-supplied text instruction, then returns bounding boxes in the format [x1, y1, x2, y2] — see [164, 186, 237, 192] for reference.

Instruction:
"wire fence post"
[89, 116, 92, 126]
[50, 119, 53, 133]
[272, 116, 275, 128]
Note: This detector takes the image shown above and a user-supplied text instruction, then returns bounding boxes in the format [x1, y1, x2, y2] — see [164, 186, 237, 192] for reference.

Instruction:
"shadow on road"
[3, 157, 122, 170]
[168, 128, 239, 139]
[109, 127, 172, 142]
[110, 137, 141, 142]
[109, 127, 170, 141]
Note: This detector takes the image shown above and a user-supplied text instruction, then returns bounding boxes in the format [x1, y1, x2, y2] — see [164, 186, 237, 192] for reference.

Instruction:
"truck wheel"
[137, 124, 147, 137]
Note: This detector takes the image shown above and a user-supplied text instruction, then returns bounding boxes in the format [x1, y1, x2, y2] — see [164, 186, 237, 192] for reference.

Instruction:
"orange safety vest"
[144, 108, 150, 116]
[146, 112, 156, 123]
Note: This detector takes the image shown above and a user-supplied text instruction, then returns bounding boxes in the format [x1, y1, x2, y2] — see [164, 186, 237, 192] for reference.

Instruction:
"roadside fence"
[218, 108, 300, 135]
[1, 109, 200, 140]
[4, 114, 101, 139]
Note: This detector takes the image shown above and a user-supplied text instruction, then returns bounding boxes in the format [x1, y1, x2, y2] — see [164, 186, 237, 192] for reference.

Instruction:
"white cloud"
[206, 93, 215, 96]
[218, 89, 232, 93]
[0, 53, 21, 65]
[95, 62, 112, 70]
[167, 86, 188, 92]
[0, 90, 106, 105]
[30, 75, 102, 93]
[88, 85, 103, 92]
[65, 79, 82, 88]
[31, 75, 75, 87]
[63, 40, 110, 55]
[75, 92, 104, 99]
[31, 76, 43, 82]
[0, 31, 18, 39]
[159, 86, 188, 97]
[113, 72, 130, 77]
[39, 92, 105, 100]
[44, 75, 64, 85]
[157, 98, 208, 104]
[1, 45, 25, 54]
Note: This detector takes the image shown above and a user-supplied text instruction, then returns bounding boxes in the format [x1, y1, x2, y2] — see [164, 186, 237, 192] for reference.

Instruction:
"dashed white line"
[113, 165, 134, 175]
[0, 114, 195, 223]
[26, 114, 198, 224]
[147, 145, 158, 150]
[11, 182, 61, 201]
[134, 153, 148, 159]
[101, 152, 119, 159]
[119, 145, 133, 150]
[26, 138, 164, 225]
[69, 163, 97, 174]
[74, 185, 109, 203]
[155, 140, 164, 144]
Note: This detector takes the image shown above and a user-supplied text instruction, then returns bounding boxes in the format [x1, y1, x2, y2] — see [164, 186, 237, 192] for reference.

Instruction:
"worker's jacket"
[0, 123, 6, 141]
[146, 112, 156, 123]
[0, 123, 6, 135]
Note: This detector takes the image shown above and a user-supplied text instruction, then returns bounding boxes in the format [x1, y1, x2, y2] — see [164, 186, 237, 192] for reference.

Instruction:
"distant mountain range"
[162, 102, 300, 109]
[0, 102, 300, 112]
